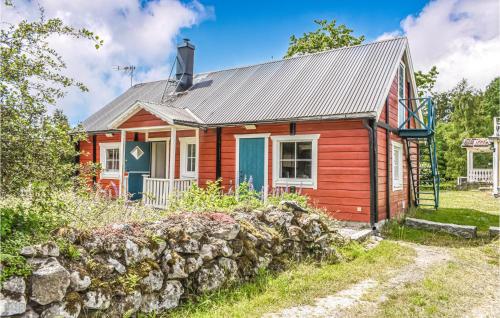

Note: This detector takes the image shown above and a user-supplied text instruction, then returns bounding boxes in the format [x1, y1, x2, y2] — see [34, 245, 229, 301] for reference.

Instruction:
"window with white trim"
[271, 134, 319, 189]
[398, 62, 406, 128]
[392, 141, 403, 190]
[100, 142, 120, 179]
[180, 137, 197, 178]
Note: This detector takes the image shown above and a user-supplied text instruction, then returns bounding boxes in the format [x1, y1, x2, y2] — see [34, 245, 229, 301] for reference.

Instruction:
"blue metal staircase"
[399, 97, 440, 209]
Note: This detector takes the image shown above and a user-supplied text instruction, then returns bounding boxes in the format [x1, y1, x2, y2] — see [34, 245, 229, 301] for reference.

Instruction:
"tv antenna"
[113, 65, 136, 87]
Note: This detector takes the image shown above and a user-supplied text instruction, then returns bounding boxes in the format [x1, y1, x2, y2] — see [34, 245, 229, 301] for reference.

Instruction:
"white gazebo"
[461, 138, 493, 184]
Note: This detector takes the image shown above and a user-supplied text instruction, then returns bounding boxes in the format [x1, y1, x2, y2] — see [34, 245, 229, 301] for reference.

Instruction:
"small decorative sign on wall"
[130, 146, 144, 160]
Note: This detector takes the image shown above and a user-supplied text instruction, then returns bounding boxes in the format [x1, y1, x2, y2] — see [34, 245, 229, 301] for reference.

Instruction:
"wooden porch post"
[169, 127, 177, 192]
[493, 141, 499, 195]
[467, 149, 473, 182]
[119, 130, 126, 197]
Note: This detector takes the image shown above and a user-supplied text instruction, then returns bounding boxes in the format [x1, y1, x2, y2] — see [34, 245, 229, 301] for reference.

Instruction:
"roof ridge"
[194, 36, 408, 76]
[131, 37, 408, 87]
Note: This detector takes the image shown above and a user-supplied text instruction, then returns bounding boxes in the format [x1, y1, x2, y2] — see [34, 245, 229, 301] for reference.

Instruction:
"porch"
[461, 138, 493, 184]
[110, 102, 201, 208]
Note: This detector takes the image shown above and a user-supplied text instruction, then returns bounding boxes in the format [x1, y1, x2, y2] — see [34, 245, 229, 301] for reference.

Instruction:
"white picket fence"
[142, 177, 196, 208]
[468, 169, 493, 183]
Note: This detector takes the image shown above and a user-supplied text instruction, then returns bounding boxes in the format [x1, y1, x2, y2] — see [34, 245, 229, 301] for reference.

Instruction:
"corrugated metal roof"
[82, 37, 409, 131]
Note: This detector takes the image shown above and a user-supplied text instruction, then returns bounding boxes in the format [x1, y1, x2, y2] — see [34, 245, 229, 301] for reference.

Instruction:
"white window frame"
[392, 141, 403, 191]
[179, 137, 198, 179]
[271, 134, 319, 189]
[100, 142, 121, 179]
[398, 62, 407, 128]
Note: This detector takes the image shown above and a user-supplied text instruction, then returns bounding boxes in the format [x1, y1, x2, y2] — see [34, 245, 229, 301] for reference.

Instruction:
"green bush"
[168, 180, 263, 212]
[169, 179, 311, 213]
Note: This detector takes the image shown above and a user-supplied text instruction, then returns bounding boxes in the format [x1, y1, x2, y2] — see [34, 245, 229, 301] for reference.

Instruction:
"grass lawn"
[166, 190, 497, 317]
[376, 190, 500, 317]
[167, 242, 414, 318]
[372, 242, 499, 317]
[382, 190, 499, 246]
[439, 190, 499, 215]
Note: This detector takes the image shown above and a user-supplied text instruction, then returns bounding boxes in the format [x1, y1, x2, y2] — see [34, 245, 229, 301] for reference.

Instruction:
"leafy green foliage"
[56, 239, 81, 261]
[267, 191, 309, 208]
[433, 78, 499, 179]
[169, 179, 311, 213]
[0, 185, 162, 281]
[415, 66, 439, 97]
[0, 3, 102, 195]
[285, 19, 365, 58]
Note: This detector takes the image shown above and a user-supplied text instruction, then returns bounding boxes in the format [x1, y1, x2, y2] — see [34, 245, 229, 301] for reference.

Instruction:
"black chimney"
[175, 38, 195, 92]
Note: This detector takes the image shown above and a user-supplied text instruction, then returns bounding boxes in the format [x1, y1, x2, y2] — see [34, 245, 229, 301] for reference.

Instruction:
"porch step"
[338, 228, 374, 242]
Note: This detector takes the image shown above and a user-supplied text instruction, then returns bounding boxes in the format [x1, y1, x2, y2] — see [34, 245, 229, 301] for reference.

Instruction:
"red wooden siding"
[119, 109, 168, 128]
[198, 129, 216, 186]
[376, 70, 415, 221]
[209, 120, 371, 222]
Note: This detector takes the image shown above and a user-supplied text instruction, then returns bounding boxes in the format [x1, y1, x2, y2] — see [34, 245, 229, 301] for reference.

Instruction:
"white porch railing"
[142, 177, 196, 208]
[468, 169, 493, 183]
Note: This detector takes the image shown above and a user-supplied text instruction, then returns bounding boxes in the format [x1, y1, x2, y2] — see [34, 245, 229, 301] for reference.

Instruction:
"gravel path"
[263, 241, 451, 318]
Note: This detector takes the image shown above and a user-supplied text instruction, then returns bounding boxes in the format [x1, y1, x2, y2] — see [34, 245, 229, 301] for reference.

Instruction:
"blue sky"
[181, 0, 428, 73]
[5, 0, 498, 124]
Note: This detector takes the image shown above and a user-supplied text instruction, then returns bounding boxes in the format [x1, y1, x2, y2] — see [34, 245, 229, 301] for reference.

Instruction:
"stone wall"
[0, 202, 342, 317]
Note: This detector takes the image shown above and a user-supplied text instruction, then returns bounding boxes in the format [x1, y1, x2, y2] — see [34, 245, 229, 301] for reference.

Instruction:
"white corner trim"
[179, 136, 198, 179]
[392, 140, 403, 191]
[99, 142, 121, 179]
[271, 134, 320, 189]
[397, 62, 406, 128]
[234, 133, 269, 198]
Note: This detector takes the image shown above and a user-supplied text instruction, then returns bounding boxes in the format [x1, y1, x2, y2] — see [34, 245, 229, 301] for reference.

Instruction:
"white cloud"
[378, 0, 500, 92]
[2, 0, 212, 124]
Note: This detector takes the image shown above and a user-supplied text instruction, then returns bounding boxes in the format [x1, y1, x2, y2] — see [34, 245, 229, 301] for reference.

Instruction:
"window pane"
[106, 149, 119, 171]
[187, 158, 196, 172]
[281, 142, 295, 160]
[393, 147, 401, 183]
[297, 142, 312, 159]
[399, 65, 405, 97]
[188, 144, 196, 158]
[280, 160, 295, 178]
[296, 161, 311, 179]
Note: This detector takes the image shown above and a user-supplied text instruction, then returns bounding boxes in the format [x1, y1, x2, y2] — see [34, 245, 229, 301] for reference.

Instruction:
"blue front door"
[238, 138, 265, 192]
[125, 141, 151, 200]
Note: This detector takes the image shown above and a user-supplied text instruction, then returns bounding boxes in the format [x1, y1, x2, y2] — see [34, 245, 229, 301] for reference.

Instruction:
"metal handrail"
[398, 97, 435, 134]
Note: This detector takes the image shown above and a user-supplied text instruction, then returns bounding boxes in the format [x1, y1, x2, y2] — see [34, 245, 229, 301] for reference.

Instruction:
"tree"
[0, 2, 103, 195]
[434, 78, 499, 180]
[285, 19, 365, 58]
[414, 66, 438, 98]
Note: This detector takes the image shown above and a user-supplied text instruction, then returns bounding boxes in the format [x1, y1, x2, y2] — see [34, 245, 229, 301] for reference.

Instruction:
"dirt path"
[262, 241, 452, 318]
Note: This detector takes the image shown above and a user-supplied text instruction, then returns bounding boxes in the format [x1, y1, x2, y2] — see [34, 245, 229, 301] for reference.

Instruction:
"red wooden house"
[79, 37, 439, 226]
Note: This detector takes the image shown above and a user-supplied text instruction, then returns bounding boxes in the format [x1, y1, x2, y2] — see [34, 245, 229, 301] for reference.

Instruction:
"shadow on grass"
[381, 209, 499, 248]
[411, 208, 499, 232]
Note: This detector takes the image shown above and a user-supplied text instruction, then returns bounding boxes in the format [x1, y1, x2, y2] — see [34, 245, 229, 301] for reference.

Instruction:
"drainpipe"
[385, 98, 391, 219]
[216, 127, 222, 180]
[363, 119, 378, 227]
